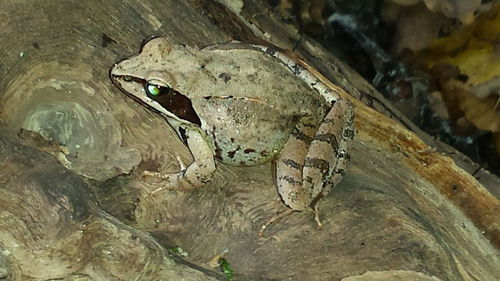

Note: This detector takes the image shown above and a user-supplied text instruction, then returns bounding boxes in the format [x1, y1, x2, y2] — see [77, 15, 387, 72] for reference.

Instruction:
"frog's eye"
[145, 83, 171, 97]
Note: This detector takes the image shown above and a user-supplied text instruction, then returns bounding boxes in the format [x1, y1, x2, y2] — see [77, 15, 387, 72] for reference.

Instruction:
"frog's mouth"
[110, 73, 201, 126]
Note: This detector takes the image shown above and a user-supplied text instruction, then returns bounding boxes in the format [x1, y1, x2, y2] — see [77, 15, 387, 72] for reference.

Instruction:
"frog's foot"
[137, 126, 216, 192]
[143, 155, 187, 179]
[258, 208, 294, 237]
[143, 127, 216, 193]
[143, 170, 197, 193]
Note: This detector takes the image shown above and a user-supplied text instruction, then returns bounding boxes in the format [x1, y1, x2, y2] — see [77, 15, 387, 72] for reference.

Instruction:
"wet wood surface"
[0, 1, 498, 280]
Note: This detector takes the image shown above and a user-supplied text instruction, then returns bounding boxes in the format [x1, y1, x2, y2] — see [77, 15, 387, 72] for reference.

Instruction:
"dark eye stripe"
[144, 83, 202, 126]
[116, 75, 202, 126]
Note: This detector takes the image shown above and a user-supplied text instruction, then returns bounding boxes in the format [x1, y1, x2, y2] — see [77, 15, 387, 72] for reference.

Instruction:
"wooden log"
[0, 0, 498, 280]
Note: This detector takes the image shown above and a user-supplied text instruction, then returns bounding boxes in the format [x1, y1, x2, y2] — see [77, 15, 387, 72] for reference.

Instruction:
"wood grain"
[0, 0, 498, 280]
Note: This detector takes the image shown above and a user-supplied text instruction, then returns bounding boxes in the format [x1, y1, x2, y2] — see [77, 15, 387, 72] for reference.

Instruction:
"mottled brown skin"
[110, 38, 354, 228]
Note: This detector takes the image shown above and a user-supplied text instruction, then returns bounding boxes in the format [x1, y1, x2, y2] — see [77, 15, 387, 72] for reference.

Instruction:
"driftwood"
[0, 0, 498, 280]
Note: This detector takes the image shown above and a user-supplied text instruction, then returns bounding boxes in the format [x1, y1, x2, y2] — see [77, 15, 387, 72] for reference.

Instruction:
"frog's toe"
[143, 170, 170, 179]
[175, 155, 187, 171]
[143, 170, 197, 193]
[258, 208, 294, 237]
[313, 206, 323, 228]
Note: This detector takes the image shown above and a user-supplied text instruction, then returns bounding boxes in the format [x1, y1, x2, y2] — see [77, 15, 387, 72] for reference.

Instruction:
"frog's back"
[198, 46, 325, 114]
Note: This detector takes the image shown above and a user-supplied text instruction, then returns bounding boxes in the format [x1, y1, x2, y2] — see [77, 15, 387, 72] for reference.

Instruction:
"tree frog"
[110, 38, 354, 232]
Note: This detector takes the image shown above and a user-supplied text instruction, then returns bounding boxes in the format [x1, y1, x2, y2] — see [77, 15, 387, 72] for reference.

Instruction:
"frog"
[110, 37, 355, 234]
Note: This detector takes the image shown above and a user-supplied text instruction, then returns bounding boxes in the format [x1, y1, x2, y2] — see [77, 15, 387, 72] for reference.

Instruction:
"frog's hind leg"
[276, 99, 354, 226]
[303, 99, 354, 224]
[259, 118, 315, 236]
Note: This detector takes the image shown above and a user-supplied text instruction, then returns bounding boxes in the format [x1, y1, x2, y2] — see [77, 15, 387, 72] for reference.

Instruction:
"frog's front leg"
[261, 99, 354, 235]
[147, 127, 216, 192]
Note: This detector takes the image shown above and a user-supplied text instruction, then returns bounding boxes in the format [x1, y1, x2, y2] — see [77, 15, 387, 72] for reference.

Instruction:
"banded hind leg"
[259, 99, 354, 236]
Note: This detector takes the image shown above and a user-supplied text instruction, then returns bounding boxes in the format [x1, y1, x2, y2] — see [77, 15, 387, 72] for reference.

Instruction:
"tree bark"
[0, 0, 498, 280]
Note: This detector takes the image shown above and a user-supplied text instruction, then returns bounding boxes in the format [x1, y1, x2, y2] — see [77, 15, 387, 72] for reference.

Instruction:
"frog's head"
[110, 37, 201, 126]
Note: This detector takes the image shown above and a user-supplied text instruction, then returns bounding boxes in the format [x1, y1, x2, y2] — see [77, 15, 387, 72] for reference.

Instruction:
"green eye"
[146, 83, 170, 97]
[147, 84, 161, 96]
